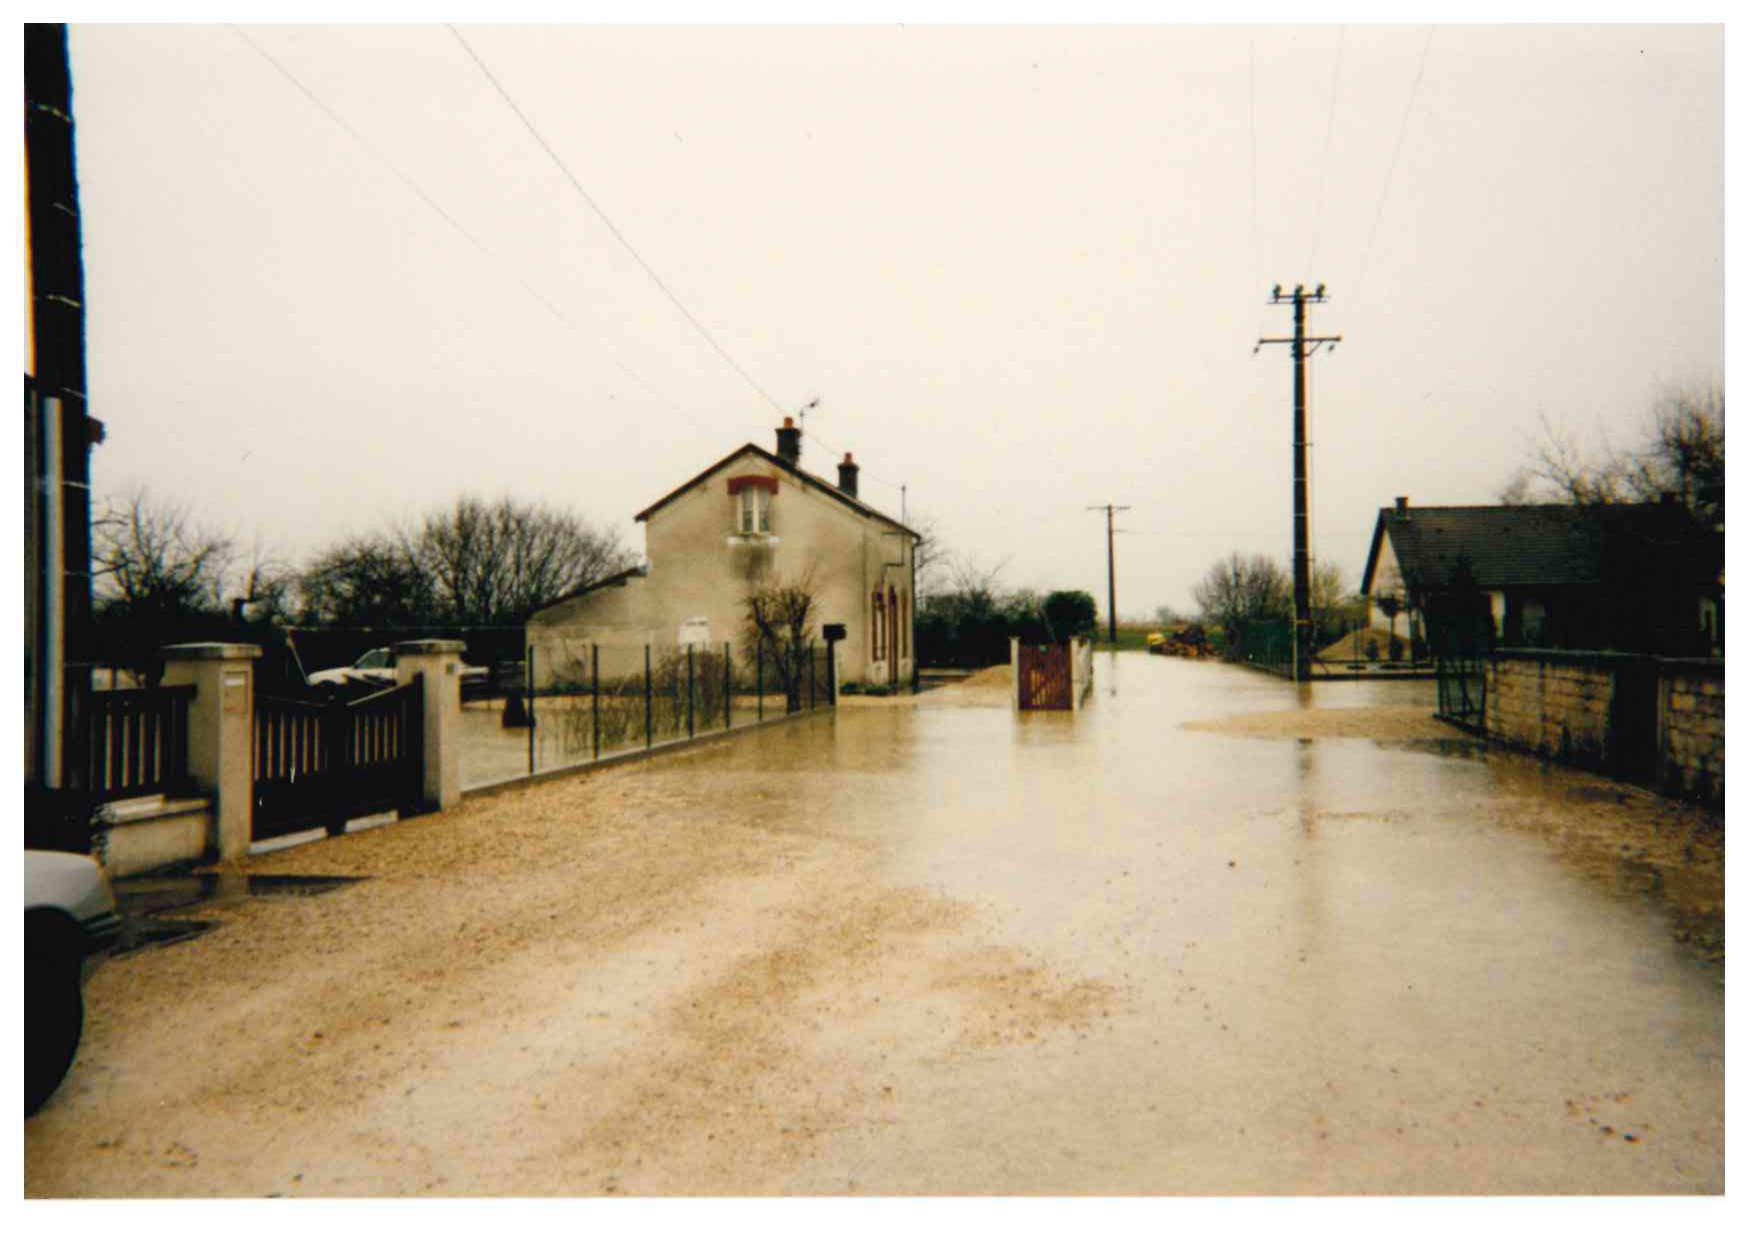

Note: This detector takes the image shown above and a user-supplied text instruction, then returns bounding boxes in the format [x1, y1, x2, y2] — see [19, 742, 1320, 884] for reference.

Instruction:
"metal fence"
[458, 638, 833, 789]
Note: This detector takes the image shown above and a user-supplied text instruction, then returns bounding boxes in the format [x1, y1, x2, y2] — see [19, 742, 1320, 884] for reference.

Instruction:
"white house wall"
[528, 448, 914, 688]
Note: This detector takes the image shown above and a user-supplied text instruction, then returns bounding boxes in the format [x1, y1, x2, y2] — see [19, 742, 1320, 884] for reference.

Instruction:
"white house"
[527, 419, 920, 689]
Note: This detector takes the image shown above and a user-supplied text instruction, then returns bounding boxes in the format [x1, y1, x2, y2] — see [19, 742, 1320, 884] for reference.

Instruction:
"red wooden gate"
[1017, 644, 1073, 710]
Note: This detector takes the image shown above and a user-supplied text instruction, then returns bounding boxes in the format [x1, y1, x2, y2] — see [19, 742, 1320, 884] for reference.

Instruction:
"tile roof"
[1361, 502, 1702, 594]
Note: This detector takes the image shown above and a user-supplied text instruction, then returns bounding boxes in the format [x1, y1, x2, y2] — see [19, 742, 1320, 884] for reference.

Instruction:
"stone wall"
[1657, 660, 1724, 806]
[1483, 651, 1620, 769]
[1483, 649, 1723, 807]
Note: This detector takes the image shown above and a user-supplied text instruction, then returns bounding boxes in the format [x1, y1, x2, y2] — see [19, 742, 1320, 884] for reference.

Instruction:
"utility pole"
[1256, 284, 1340, 683]
[1087, 504, 1131, 644]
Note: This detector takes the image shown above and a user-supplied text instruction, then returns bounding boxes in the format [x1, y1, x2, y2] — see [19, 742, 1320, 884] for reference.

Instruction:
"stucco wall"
[1657, 661, 1724, 806]
[529, 449, 914, 688]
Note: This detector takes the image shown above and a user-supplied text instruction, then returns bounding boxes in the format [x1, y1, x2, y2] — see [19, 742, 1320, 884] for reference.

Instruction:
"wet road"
[26, 654, 1722, 1195]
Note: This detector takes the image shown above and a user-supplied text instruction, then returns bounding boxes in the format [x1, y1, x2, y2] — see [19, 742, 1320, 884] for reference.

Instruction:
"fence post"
[723, 641, 732, 731]
[526, 644, 536, 776]
[809, 641, 817, 710]
[591, 642, 600, 761]
[644, 644, 652, 750]
[686, 644, 696, 739]
[395, 640, 463, 812]
[757, 639, 764, 721]
[160, 642, 261, 863]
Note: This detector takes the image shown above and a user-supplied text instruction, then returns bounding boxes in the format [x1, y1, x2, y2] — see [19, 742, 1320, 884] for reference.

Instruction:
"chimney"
[1395, 496, 1410, 517]
[775, 416, 801, 466]
[837, 452, 859, 497]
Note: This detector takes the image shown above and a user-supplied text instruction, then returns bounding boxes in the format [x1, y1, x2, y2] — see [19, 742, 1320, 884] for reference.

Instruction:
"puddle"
[109, 874, 367, 958]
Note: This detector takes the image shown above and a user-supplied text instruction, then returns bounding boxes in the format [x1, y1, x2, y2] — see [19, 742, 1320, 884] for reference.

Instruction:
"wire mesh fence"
[458, 637, 833, 790]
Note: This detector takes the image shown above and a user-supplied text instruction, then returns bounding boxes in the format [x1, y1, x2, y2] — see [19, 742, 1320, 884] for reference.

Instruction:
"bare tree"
[1308, 561, 1349, 650]
[1192, 552, 1291, 647]
[742, 567, 819, 711]
[92, 488, 234, 614]
[906, 509, 946, 600]
[409, 496, 636, 627]
[297, 533, 435, 629]
[1520, 385, 1723, 523]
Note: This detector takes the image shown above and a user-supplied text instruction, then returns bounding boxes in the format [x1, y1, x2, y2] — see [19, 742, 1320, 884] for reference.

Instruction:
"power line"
[230, 25, 694, 425]
[1352, 26, 1436, 308]
[1304, 25, 1346, 277]
[448, 25, 791, 420]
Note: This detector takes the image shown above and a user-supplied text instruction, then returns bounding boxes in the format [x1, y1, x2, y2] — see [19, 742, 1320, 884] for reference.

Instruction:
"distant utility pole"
[1087, 504, 1131, 643]
[1256, 283, 1341, 683]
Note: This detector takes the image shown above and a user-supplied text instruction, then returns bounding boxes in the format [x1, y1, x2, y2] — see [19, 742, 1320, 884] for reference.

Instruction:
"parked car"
[308, 647, 490, 696]
[25, 849, 122, 1114]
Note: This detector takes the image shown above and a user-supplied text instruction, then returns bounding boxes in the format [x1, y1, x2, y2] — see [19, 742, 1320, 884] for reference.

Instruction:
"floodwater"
[643, 653, 1723, 1193]
[29, 652, 1722, 1196]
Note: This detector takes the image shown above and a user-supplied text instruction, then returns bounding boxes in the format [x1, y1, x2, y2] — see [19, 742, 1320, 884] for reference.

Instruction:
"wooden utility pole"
[1087, 504, 1131, 643]
[1256, 284, 1340, 682]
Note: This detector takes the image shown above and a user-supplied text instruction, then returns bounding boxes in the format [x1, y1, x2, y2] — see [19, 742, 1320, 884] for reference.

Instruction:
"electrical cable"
[448, 25, 792, 421]
[1352, 27, 1436, 309]
[1304, 25, 1346, 278]
[230, 25, 698, 427]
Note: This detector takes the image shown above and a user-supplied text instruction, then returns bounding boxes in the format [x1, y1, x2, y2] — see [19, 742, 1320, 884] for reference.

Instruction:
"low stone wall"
[1483, 649, 1723, 807]
[1484, 650, 1621, 769]
[1657, 659, 1724, 805]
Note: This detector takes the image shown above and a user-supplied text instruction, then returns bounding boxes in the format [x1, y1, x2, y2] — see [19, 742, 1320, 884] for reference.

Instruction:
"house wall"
[1366, 533, 1405, 631]
[1482, 650, 1723, 807]
[527, 449, 914, 688]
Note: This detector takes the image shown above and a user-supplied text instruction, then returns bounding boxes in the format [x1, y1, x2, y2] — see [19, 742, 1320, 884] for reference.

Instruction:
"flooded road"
[26, 654, 1722, 1195]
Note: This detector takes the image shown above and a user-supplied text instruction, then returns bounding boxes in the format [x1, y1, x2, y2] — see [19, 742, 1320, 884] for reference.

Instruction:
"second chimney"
[1394, 496, 1410, 517]
[776, 417, 801, 466]
[837, 452, 859, 497]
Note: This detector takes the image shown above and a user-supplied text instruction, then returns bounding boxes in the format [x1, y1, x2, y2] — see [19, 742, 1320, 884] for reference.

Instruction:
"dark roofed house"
[1361, 496, 1722, 657]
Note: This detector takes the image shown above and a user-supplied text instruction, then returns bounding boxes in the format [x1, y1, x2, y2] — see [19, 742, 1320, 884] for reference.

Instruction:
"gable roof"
[1361, 502, 1704, 596]
[632, 442, 921, 539]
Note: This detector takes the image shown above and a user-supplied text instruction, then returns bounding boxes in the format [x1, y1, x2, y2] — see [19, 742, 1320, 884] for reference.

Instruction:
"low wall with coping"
[1483, 650, 1621, 770]
[1482, 649, 1722, 807]
[96, 796, 214, 878]
[1657, 659, 1724, 805]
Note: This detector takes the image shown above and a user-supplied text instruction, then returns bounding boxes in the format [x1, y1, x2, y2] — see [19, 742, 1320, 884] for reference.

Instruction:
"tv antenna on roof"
[796, 396, 820, 431]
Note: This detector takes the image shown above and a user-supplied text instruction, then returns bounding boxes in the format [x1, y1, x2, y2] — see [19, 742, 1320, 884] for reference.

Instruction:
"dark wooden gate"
[1017, 644, 1073, 711]
[1610, 656, 1660, 784]
[253, 677, 424, 840]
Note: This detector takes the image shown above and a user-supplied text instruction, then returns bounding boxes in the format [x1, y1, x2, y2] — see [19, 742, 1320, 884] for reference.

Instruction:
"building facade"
[528, 420, 920, 689]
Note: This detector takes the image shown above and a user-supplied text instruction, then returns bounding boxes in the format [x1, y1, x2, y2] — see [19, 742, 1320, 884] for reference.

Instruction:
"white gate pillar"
[161, 642, 261, 863]
[395, 640, 464, 812]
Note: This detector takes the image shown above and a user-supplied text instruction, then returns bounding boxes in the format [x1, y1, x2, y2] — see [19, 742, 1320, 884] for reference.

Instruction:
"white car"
[308, 647, 492, 697]
[307, 646, 399, 689]
[25, 849, 121, 1114]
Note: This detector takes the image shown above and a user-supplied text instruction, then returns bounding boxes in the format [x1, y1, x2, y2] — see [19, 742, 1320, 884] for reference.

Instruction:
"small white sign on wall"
[677, 617, 711, 648]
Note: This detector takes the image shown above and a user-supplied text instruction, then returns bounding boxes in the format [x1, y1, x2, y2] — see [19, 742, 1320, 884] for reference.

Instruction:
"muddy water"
[657, 654, 1723, 1193]
[28, 654, 1721, 1196]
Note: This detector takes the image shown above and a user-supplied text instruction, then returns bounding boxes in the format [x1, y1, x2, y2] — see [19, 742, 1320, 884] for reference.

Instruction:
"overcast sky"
[65, 22, 1723, 618]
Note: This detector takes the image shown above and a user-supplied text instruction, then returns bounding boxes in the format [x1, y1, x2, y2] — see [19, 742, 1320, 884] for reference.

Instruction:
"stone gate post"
[395, 640, 464, 812]
[160, 642, 261, 863]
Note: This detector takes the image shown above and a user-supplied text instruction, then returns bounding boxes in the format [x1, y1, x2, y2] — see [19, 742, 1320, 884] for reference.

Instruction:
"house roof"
[523, 562, 647, 619]
[1360, 502, 1703, 596]
[632, 442, 922, 539]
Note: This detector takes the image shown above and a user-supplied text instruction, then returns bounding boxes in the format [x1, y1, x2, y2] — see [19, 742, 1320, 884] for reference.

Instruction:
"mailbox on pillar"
[822, 623, 846, 704]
